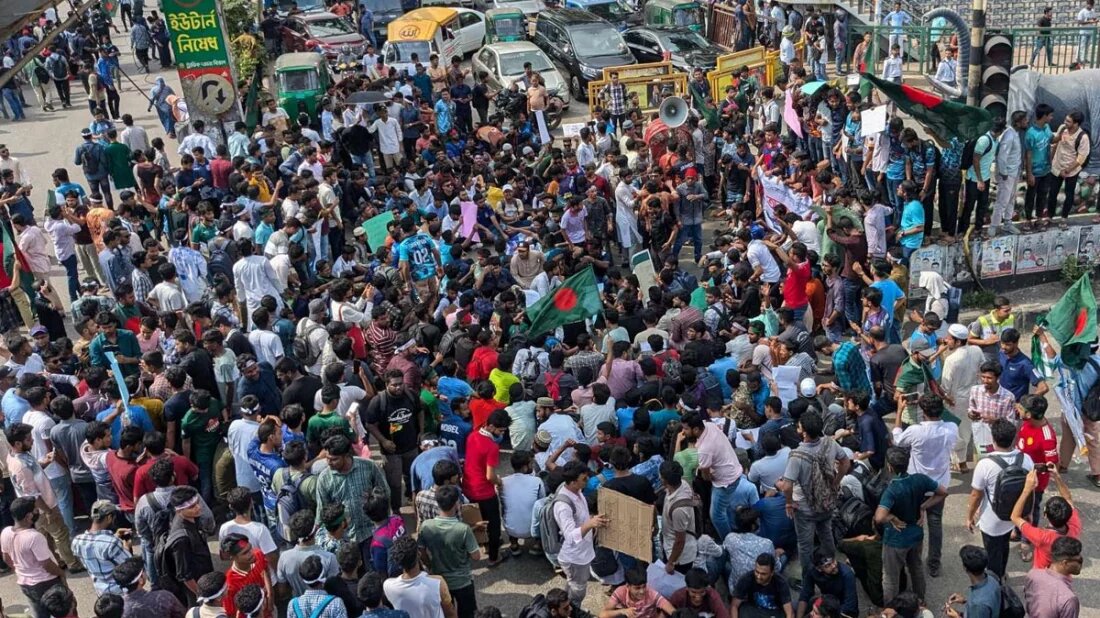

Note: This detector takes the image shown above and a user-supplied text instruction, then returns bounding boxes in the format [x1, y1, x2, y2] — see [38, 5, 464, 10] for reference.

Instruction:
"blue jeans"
[142, 540, 159, 585]
[710, 482, 738, 541]
[2, 89, 24, 120]
[791, 305, 807, 324]
[835, 43, 847, 73]
[1078, 33, 1093, 63]
[830, 148, 849, 185]
[885, 176, 904, 211]
[673, 223, 704, 262]
[842, 278, 863, 329]
[49, 475, 75, 534]
[61, 254, 79, 301]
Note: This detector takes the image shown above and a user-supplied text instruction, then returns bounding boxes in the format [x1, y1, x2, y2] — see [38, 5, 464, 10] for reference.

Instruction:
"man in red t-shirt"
[1010, 466, 1080, 569]
[221, 533, 272, 618]
[462, 409, 509, 566]
[773, 241, 811, 322]
[131, 431, 199, 504]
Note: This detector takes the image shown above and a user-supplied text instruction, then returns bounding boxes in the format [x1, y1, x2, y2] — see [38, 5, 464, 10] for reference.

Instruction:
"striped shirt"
[71, 529, 130, 594]
[289, 590, 348, 618]
[967, 384, 1016, 422]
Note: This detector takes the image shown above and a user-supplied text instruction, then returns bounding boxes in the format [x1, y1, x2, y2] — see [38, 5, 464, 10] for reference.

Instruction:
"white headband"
[174, 495, 200, 511]
[243, 588, 267, 617]
[197, 581, 228, 604]
[127, 569, 145, 586]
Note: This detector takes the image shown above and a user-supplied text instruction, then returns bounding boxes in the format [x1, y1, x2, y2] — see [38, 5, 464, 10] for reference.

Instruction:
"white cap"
[799, 378, 816, 398]
[948, 323, 969, 340]
[502, 184, 514, 192]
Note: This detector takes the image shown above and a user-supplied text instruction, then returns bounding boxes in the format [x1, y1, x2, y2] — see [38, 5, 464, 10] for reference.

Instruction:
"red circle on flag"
[553, 288, 578, 311]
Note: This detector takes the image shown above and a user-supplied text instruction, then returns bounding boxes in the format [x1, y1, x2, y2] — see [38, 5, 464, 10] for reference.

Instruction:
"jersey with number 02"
[399, 233, 438, 281]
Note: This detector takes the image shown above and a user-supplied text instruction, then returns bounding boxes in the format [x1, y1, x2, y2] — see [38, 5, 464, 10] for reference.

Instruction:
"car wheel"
[571, 75, 585, 102]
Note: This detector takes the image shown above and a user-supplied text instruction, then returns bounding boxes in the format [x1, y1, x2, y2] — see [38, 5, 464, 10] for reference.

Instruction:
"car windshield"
[662, 30, 710, 51]
[306, 18, 355, 38]
[673, 7, 702, 26]
[391, 41, 431, 62]
[492, 17, 526, 37]
[278, 69, 320, 92]
[499, 51, 554, 75]
[586, 1, 628, 20]
[361, 0, 402, 11]
[278, 0, 324, 12]
[570, 26, 627, 57]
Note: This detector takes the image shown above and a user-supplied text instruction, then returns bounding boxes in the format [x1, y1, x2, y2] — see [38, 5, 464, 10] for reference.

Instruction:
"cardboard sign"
[460, 503, 488, 545]
[597, 487, 655, 561]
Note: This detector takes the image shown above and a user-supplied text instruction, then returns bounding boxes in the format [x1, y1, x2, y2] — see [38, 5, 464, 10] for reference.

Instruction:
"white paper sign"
[846, 73, 861, 87]
[773, 365, 801, 409]
[860, 104, 888, 137]
[562, 122, 585, 138]
[535, 109, 552, 144]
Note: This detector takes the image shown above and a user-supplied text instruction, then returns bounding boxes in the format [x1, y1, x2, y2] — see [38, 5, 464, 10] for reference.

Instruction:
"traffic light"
[980, 33, 1014, 118]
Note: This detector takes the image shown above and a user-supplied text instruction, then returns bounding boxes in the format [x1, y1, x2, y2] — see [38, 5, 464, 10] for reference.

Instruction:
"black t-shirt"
[733, 571, 791, 611]
[283, 374, 323, 413]
[163, 390, 191, 448]
[603, 473, 656, 505]
[364, 390, 421, 454]
[226, 329, 256, 359]
[181, 348, 219, 398]
[472, 83, 490, 108]
[869, 344, 908, 400]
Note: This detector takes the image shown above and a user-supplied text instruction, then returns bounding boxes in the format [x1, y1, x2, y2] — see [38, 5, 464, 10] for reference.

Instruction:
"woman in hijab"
[148, 77, 175, 137]
[909, 270, 951, 340]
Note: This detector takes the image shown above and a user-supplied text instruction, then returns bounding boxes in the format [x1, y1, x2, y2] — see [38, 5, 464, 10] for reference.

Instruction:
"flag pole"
[965, 0, 986, 107]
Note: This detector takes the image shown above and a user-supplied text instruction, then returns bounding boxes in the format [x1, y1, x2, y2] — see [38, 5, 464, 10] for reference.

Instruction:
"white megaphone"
[659, 95, 688, 128]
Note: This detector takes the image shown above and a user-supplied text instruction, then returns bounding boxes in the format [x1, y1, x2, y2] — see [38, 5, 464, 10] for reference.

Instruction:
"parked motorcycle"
[491, 87, 564, 130]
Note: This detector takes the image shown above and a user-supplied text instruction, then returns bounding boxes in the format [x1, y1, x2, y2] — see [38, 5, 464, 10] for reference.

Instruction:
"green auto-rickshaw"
[485, 8, 527, 43]
[644, 0, 704, 31]
[274, 52, 333, 124]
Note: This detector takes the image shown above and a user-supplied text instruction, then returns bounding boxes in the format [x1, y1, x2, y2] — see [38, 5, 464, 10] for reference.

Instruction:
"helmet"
[341, 45, 351, 54]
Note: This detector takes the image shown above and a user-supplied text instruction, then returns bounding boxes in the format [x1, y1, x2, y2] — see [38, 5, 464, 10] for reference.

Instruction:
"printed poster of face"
[979, 236, 1016, 278]
[1014, 232, 1050, 274]
[1043, 228, 1078, 271]
[1076, 225, 1100, 266]
[907, 245, 947, 298]
[946, 241, 980, 283]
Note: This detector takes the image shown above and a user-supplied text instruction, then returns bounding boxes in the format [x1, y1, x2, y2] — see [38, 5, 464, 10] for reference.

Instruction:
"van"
[382, 7, 486, 74]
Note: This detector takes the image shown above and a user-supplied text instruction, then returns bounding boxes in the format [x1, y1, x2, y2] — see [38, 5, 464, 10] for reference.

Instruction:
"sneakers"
[927, 562, 941, 577]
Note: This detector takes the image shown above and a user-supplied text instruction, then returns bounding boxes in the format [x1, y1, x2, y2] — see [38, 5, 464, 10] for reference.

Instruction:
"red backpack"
[543, 370, 564, 400]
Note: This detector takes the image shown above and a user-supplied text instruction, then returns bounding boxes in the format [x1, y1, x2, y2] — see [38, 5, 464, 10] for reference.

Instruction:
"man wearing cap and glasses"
[71, 500, 132, 595]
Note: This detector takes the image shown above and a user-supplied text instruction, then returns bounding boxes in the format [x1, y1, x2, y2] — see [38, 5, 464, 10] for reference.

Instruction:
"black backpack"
[148, 493, 185, 596]
[80, 143, 104, 177]
[48, 55, 68, 81]
[292, 322, 325, 367]
[832, 491, 875, 542]
[960, 133, 993, 171]
[207, 246, 233, 286]
[33, 61, 50, 84]
[987, 453, 1032, 521]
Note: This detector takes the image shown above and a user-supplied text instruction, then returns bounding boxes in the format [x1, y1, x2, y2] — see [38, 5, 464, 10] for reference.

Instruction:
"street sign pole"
[162, 0, 243, 145]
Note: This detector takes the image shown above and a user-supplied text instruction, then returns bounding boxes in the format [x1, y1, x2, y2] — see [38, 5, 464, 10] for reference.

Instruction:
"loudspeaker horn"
[659, 96, 688, 128]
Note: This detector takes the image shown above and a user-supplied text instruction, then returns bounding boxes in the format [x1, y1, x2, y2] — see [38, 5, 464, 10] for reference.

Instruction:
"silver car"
[471, 41, 570, 108]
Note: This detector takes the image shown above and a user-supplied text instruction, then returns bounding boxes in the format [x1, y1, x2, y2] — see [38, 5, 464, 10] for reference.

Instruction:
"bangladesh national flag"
[524, 266, 603, 338]
[1040, 273, 1098, 370]
[860, 73, 994, 142]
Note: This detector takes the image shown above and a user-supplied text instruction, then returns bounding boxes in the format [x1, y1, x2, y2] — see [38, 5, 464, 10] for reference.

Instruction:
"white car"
[490, 0, 545, 17]
[471, 41, 570, 108]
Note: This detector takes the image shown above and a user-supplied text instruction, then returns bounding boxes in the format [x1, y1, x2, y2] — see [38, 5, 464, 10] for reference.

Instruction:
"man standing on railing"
[1031, 6, 1055, 67]
[833, 10, 849, 75]
[1077, 0, 1098, 65]
[883, 0, 913, 59]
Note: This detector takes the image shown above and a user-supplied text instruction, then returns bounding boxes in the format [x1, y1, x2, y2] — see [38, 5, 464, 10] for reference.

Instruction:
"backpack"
[1083, 359, 1100, 422]
[667, 492, 706, 539]
[49, 55, 68, 81]
[851, 461, 890, 508]
[656, 350, 682, 382]
[518, 594, 550, 618]
[291, 594, 336, 618]
[832, 492, 875, 541]
[997, 574, 1026, 618]
[517, 348, 542, 385]
[789, 438, 840, 512]
[145, 492, 175, 546]
[987, 452, 1031, 521]
[190, 608, 228, 618]
[207, 246, 233, 286]
[543, 369, 564, 401]
[945, 286, 962, 324]
[33, 60, 50, 84]
[276, 468, 315, 543]
[536, 491, 576, 556]
[960, 133, 993, 171]
[80, 143, 104, 177]
[293, 322, 325, 367]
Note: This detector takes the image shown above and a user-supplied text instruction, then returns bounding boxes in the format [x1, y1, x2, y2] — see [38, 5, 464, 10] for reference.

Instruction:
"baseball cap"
[90, 500, 117, 520]
[309, 298, 327, 319]
[29, 325, 47, 337]
[685, 167, 698, 178]
[81, 278, 100, 290]
[502, 184, 514, 192]
[622, 120, 634, 130]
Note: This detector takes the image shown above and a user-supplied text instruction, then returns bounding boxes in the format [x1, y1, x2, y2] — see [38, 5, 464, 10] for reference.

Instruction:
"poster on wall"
[908, 245, 947, 299]
[1014, 233, 1051, 274]
[980, 236, 1017, 278]
[1043, 228, 1079, 271]
[946, 241, 980, 284]
[1077, 225, 1100, 266]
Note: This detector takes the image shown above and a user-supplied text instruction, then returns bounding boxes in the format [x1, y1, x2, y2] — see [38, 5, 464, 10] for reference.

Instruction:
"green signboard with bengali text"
[163, 0, 231, 70]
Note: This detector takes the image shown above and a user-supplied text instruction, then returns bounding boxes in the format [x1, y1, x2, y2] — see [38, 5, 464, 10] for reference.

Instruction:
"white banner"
[756, 168, 814, 231]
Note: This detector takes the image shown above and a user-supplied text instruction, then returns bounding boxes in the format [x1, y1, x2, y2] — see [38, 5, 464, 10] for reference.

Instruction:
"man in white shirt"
[227, 403, 263, 504]
[553, 461, 608, 605]
[234, 239, 284, 330]
[0, 145, 28, 185]
[965, 417, 1033, 578]
[368, 106, 404, 173]
[247, 308, 284, 367]
[119, 114, 149, 153]
[939, 323, 984, 470]
[176, 119, 217, 156]
[892, 391, 958, 577]
[500, 452, 545, 554]
[1078, 0, 1098, 64]
[147, 264, 187, 312]
[577, 384, 616, 445]
[745, 231, 782, 284]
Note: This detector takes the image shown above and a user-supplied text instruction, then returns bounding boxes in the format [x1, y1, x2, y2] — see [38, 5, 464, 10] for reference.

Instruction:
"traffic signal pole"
[966, 0, 985, 106]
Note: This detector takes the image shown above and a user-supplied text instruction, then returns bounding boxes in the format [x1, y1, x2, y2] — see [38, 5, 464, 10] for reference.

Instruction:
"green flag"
[1041, 273, 1097, 370]
[525, 266, 603, 337]
[860, 73, 994, 142]
[689, 87, 720, 130]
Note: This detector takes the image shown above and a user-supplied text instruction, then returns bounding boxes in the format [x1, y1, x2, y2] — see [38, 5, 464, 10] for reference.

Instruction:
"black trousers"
[1049, 173, 1080, 220]
[451, 584, 478, 618]
[54, 79, 71, 106]
[475, 495, 502, 562]
[120, 4, 133, 28]
[104, 87, 120, 118]
[20, 577, 63, 618]
[982, 530, 1011, 578]
[136, 47, 149, 70]
[959, 179, 990, 235]
[920, 183, 937, 235]
[1025, 173, 1055, 220]
[938, 174, 962, 236]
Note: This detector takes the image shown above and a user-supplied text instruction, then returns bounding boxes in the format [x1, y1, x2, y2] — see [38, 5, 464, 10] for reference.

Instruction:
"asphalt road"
[0, 15, 1098, 618]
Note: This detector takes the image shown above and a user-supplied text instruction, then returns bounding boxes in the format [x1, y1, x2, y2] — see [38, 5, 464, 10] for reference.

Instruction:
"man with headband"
[288, 555, 348, 618]
[189, 572, 230, 618]
[221, 533, 273, 618]
[110, 556, 185, 617]
[155, 486, 215, 607]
